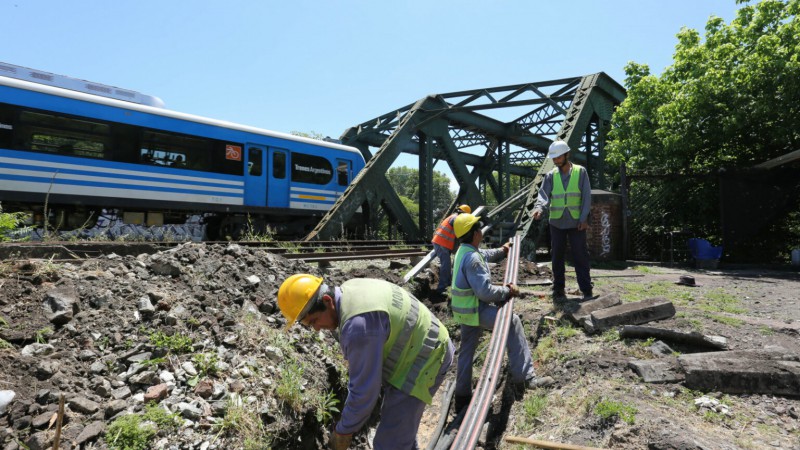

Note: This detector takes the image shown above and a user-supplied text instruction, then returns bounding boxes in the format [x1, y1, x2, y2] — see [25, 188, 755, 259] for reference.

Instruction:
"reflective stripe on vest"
[549, 164, 582, 220]
[431, 214, 458, 250]
[337, 279, 449, 404]
[450, 245, 481, 326]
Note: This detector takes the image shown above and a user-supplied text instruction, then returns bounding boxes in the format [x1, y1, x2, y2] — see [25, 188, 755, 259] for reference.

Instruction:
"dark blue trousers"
[550, 225, 592, 294]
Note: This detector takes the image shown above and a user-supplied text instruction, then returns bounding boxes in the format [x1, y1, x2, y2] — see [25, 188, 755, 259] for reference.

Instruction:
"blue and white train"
[0, 63, 366, 239]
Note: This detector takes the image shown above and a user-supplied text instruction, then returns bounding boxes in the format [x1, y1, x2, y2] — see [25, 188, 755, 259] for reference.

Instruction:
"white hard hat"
[547, 140, 570, 158]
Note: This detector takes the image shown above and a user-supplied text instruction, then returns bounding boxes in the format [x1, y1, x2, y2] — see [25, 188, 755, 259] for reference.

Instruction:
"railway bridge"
[306, 73, 626, 246]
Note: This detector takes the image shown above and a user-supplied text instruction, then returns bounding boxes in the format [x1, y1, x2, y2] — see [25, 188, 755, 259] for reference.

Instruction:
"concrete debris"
[584, 297, 676, 333]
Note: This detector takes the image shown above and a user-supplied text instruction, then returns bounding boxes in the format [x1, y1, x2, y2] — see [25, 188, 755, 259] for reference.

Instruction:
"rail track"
[0, 240, 429, 263]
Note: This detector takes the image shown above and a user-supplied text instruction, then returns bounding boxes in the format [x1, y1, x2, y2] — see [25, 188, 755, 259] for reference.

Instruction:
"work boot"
[454, 394, 472, 414]
[524, 376, 555, 389]
[552, 288, 565, 299]
[581, 291, 596, 301]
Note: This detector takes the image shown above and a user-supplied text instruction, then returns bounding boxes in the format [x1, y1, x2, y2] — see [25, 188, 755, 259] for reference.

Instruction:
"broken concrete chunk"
[629, 359, 685, 383]
[566, 292, 622, 324]
[586, 297, 676, 333]
[679, 355, 800, 395]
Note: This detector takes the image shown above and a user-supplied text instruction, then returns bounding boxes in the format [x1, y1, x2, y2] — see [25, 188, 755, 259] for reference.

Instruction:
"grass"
[593, 398, 638, 425]
[521, 394, 548, 429]
[708, 314, 745, 327]
[759, 326, 774, 336]
[619, 280, 677, 302]
[148, 331, 194, 354]
[274, 359, 305, 411]
[107, 414, 156, 450]
[214, 397, 272, 450]
[699, 289, 746, 314]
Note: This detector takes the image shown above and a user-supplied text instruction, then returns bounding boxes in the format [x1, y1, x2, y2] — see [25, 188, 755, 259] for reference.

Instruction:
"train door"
[244, 144, 267, 206]
[268, 148, 289, 208]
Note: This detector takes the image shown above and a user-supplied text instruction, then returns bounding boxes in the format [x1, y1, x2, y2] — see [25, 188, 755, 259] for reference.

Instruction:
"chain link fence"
[624, 174, 719, 263]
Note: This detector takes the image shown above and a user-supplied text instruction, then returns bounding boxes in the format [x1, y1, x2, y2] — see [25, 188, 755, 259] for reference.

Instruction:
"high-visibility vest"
[549, 164, 583, 220]
[431, 214, 458, 250]
[449, 245, 481, 326]
[337, 279, 449, 404]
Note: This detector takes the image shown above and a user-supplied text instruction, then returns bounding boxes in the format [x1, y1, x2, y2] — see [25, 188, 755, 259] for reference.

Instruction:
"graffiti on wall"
[600, 208, 612, 258]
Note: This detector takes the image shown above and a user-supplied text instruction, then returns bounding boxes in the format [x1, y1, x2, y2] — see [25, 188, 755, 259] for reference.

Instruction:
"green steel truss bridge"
[305, 72, 625, 243]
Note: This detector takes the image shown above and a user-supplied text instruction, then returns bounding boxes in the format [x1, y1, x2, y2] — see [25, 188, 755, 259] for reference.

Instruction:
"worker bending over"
[278, 274, 454, 450]
[431, 204, 472, 296]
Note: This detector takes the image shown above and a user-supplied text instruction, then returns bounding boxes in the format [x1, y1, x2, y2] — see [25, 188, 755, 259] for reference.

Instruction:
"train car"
[0, 63, 366, 239]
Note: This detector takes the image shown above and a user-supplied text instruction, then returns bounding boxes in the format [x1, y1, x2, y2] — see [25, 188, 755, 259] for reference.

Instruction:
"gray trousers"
[455, 302, 535, 398]
[373, 340, 455, 450]
[550, 224, 592, 294]
[433, 243, 452, 292]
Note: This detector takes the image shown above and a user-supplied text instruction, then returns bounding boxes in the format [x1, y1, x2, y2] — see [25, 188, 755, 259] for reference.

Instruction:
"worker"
[430, 204, 471, 296]
[532, 140, 594, 300]
[277, 274, 454, 450]
[450, 213, 554, 412]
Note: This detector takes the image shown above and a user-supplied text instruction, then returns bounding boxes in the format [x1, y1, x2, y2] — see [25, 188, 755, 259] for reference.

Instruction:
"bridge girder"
[305, 73, 626, 242]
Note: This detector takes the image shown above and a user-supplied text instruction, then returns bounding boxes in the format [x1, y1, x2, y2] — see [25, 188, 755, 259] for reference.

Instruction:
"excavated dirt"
[0, 243, 799, 450]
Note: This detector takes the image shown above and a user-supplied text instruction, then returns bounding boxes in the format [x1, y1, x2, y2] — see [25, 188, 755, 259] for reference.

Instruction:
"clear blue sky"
[2, 0, 740, 176]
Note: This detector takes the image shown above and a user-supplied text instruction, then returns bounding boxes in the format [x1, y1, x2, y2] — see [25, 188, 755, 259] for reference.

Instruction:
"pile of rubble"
[0, 242, 368, 450]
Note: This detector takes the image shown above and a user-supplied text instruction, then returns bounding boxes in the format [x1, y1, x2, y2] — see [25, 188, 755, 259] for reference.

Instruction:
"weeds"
[275, 359, 305, 411]
[148, 331, 194, 354]
[107, 414, 156, 450]
[759, 326, 775, 336]
[601, 329, 620, 342]
[699, 290, 746, 314]
[521, 394, 548, 429]
[314, 391, 340, 424]
[34, 327, 53, 344]
[593, 398, 637, 425]
[214, 397, 272, 450]
[188, 352, 220, 387]
[0, 338, 12, 350]
[142, 402, 181, 430]
[708, 314, 744, 327]
[0, 207, 27, 241]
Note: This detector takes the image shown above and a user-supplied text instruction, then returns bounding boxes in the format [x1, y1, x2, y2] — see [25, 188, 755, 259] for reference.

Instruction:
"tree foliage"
[606, 0, 800, 260]
[385, 166, 455, 219]
[607, 0, 800, 172]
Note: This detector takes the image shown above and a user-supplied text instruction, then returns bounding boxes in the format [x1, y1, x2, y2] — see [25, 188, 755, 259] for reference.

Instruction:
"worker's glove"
[506, 283, 520, 299]
[330, 426, 352, 450]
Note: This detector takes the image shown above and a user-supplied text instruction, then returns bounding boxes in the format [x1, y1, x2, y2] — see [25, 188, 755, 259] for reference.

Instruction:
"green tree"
[385, 166, 455, 218]
[606, 0, 800, 257]
[608, 0, 800, 172]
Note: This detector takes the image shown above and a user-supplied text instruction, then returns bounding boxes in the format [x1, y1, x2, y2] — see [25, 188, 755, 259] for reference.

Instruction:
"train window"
[19, 110, 109, 158]
[248, 148, 262, 176]
[0, 104, 13, 149]
[140, 148, 186, 167]
[337, 160, 349, 186]
[273, 151, 286, 179]
[140, 130, 209, 169]
[31, 132, 105, 158]
[291, 152, 332, 185]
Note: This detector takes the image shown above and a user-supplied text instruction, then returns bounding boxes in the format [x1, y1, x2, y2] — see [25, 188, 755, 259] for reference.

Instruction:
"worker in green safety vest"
[533, 139, 594, 300]
[277, 274, 454, 450]
[450, 213, 554, 413]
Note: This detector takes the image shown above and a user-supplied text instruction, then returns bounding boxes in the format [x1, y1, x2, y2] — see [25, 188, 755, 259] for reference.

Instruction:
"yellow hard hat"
[454, 213, 482, 238]
[457, 204, 472, 214]
[277, 274, 323, 330]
